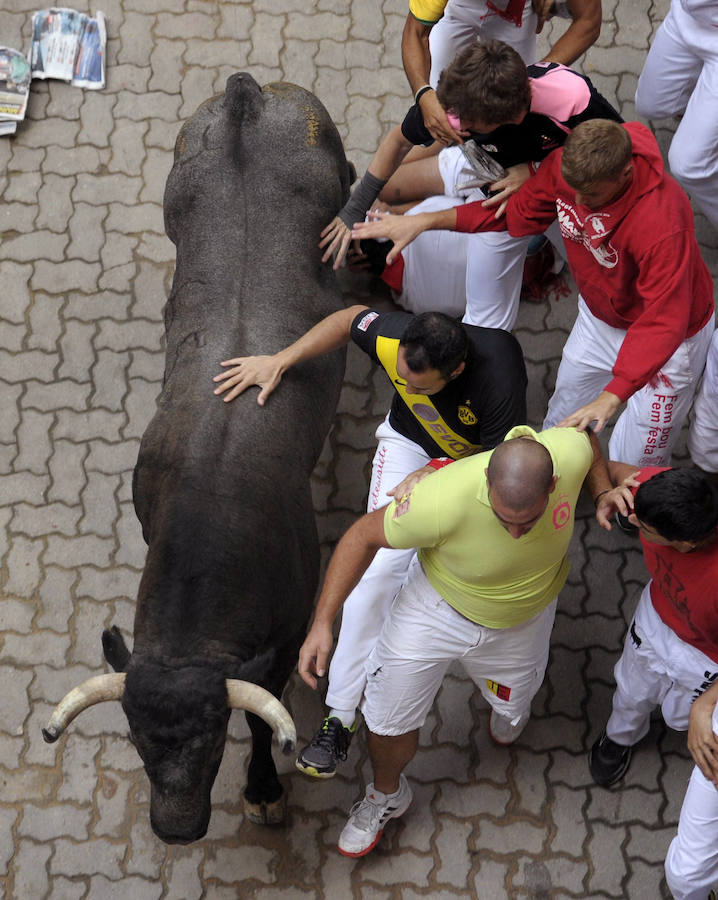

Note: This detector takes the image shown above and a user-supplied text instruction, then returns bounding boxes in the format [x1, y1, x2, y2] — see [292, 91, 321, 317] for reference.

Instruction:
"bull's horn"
[42, 673, 126, 743]
[225, 680, 296, 754]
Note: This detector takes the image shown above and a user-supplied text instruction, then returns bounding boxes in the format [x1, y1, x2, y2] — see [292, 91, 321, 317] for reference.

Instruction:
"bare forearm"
[583, 430, 612, 501]
[277, 304, 366, 372]
[542, 0, 601, 65]
[311, 509, 391, 627]
[401, 14, 432, 93]
[607, 460, 641, 485]
[367, 125, 415, 184]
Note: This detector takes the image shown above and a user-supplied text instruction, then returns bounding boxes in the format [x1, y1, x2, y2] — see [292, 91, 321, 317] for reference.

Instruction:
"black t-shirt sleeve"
[401, 104, 435, 147]
[350, 309, 413, 363]
[467, 330, 528, 449]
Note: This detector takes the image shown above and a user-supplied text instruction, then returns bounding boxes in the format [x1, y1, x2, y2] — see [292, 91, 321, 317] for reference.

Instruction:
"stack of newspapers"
[1, 8, 105, 137]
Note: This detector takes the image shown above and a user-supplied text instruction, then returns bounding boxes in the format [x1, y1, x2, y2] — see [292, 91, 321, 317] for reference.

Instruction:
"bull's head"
[43, 665, 295, 844]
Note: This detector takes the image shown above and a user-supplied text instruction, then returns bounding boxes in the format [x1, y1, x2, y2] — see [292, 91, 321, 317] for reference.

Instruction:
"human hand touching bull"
[213, 355, 285, 405]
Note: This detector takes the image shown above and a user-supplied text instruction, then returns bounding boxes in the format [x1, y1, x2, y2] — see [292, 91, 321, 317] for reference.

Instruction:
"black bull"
[43, 73, 353, 843]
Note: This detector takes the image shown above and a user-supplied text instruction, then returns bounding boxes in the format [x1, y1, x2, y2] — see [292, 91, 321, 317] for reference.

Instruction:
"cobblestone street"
[1, 0, 718, 896]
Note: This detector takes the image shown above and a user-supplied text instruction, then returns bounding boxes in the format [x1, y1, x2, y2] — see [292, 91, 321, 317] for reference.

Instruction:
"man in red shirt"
[353, 119, 715, 466]
[589, 466, 718, 786]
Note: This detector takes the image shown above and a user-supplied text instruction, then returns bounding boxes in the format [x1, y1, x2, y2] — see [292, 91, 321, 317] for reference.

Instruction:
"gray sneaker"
[295, 716, 355, 778]
[338, 775, 413, 857]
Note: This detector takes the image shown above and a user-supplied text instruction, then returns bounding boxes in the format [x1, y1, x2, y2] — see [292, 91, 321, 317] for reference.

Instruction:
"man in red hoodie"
[353, 119, 715, 465]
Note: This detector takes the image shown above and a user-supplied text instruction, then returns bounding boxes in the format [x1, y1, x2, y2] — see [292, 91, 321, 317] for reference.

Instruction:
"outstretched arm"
[298, 508, 391, 689]
[351, 205, 459, 265]
[321, 125, 416, 270]
[213, 303, 367, 404]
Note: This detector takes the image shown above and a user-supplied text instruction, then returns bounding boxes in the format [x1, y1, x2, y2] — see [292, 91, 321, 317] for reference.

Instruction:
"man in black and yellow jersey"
[213, 307, 527, 778]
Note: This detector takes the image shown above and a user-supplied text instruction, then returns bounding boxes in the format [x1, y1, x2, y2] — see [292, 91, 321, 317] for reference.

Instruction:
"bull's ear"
[224, 72, 263, 124]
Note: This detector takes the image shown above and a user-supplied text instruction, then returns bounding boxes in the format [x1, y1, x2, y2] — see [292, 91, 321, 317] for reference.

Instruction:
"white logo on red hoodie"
[556, 199, 619, 269]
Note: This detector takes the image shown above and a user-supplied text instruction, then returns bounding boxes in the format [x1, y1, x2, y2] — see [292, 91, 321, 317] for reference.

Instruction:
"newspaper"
[0, 48, 32, 136]
[454, 140, 507, 195]
[30, 8, 106, 89]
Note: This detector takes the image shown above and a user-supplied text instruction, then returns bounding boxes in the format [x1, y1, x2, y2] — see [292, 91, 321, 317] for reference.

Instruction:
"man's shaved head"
[487, 437, 555, 510]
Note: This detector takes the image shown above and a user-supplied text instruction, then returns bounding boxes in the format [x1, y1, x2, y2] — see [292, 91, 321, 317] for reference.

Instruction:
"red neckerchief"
[380, 253, 405, 293]
[486, 0, 526, 27]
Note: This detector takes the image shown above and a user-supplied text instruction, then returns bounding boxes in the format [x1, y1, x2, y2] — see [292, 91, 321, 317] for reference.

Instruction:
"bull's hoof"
[243, 790, 286, 826]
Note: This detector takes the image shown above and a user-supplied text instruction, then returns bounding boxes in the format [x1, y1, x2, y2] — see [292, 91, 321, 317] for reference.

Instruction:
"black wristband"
[337, 171, 387, 229]
[414, 84, 433, 105]
[593, 489, 611, 507]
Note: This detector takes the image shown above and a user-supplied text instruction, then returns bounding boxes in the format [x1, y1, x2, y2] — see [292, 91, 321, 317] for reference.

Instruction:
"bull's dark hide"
[104, 73, 351, 844]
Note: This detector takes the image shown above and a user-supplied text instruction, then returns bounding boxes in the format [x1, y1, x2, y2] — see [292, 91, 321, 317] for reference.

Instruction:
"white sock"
[328, 708, 355, 729]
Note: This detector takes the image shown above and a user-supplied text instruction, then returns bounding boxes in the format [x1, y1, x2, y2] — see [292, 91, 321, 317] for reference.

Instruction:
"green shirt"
[383, 426, 593, 628]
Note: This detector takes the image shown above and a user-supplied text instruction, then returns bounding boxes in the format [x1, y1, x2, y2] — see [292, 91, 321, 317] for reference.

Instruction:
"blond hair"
[561, 120, 632, 190]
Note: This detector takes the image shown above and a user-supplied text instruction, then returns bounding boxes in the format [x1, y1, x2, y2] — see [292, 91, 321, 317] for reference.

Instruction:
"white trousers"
[542, 297, 714, 465]
[606, 584, 718, 747]
[688, 329, 718, 474]
[665, 740, 718, 900]
[635, 0, 718, 230]
[429, 0, 538, 86]
[398, 195, 469, 319]
[438, 145, 534, 330]
[361, 555, 557, 735]
[325, 418, 430, 712]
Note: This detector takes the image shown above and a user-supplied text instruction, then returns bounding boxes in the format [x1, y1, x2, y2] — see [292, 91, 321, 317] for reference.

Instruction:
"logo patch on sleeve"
[486, 679, 511, 701]
[392, 495, 411, 518]
[357, 311, 379, 332]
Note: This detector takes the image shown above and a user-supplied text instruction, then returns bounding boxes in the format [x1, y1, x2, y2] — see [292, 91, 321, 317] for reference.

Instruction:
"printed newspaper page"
[30, 8, 106, 89]
[0, 48, 31, 136]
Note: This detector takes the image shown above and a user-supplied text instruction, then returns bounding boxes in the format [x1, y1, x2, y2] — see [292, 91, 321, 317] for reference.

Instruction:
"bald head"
[486, 437, 555, 511]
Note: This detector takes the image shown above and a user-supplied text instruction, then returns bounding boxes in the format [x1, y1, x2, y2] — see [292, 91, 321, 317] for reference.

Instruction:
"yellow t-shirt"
[409, 0, 449, 25]
[383, 426, 593, 628]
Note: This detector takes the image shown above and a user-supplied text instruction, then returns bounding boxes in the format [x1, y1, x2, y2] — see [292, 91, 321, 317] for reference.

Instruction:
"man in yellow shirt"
[298, 424, 610, 857]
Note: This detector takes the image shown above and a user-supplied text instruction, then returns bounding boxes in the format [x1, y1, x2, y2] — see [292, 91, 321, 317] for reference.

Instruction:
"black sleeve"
[475, 334, 528, 449]
[349, 309, 413, 362]
[400, 103, 435, 147]
[570, 73, 624, 125]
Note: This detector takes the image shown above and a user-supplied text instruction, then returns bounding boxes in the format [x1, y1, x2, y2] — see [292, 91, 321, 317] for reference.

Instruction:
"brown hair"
[561, 120, 633, 190]
[436, 39, 530, 128]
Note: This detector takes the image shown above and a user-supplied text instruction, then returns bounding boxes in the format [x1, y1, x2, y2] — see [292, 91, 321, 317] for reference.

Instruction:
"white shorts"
[688, 328, 718, 473]
[361, 556, 557, 735]
[606, 583, 718, 746]
[665, 703, 718, 900]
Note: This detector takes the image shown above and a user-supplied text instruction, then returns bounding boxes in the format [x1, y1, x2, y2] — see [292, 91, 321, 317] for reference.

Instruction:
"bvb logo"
[458, 405, 477, 426]
[552, 502, 571, 530]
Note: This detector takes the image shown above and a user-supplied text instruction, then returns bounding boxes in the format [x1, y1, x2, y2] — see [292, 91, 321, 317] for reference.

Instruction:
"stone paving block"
[1, 472, 49, 507]
[473, 857, 510, 899]
[660, 753, 694, 823]
[281, 39, 318, 90]
[69, 599, 114, 667]
[37, 567, 76, 631]
[393, 782, 435, 853]
[35, 173, 74, 232]
[79, 472, 120, 537]
[17, 118, 81, 150]
[0, 762, 58, 804]
[625, 858, 672, 900]
[44, 534, 114, 568]
[79, 91, 117, 146]
[85, 439, 141, 475]
[435, 817, 473, 888]
[586, 820, 628, 895]
[4, 629, 71, 668]
[136, 232, 174, 263]
[349, 0, 384, 42]
[588, 784, 663, 829]
[123, 379, 161, 440]
[12, 502, 81, 537]
[51, 837, 125, 880]
[102, 232, 138, 271]
[0, 597, 35, 636]
[76, 564, 140, 602]
[100, 260, 139, 292]
[27, 295, 64, 353]
[106, 202, 165, 236]
[435, 781, 512, 819]
[627, 822, 675, 864]
[91, 350, 130, 411]
[8, 144, 45, 174]
[0, 665, 33, 733]
[55, 410, 126, 443]
[4, 534, 44, 599]
[249, 12, 287, 69]
[47, 440, 88, 506]
[551, 784, 589, 856]
[476, 817, 547, 857]
[163, 848, 205, 899]
[0, 261, 32, 323]
[93, 770, 133, 838]
[10, 839, 51, 899]
[109, 119, 148, 176]
[18, 803, 91, 842]
[203, 844, 278, 885]
[33, 259, 102, 294]
[116, 13, 160, 67]
[58, 320, 96, 381]
[0, 229, 68, 263]
[114, 502, 147, 568]
[512, 752, 550, 818]
[66, 202, 108, 263]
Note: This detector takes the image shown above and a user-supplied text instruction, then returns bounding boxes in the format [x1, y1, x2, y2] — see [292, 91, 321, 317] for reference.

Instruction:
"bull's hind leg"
[243, 712, 285, 825]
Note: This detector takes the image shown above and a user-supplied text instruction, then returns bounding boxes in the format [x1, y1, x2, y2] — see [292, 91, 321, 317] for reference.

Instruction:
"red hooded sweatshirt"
[455, 122, 714, 402]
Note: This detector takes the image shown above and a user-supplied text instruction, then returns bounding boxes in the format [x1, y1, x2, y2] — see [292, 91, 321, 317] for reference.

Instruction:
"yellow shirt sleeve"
[409, 0, 448, 25]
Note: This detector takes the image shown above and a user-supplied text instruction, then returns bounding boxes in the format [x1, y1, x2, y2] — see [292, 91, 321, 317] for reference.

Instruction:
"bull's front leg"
[242, 639, 301, 825]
